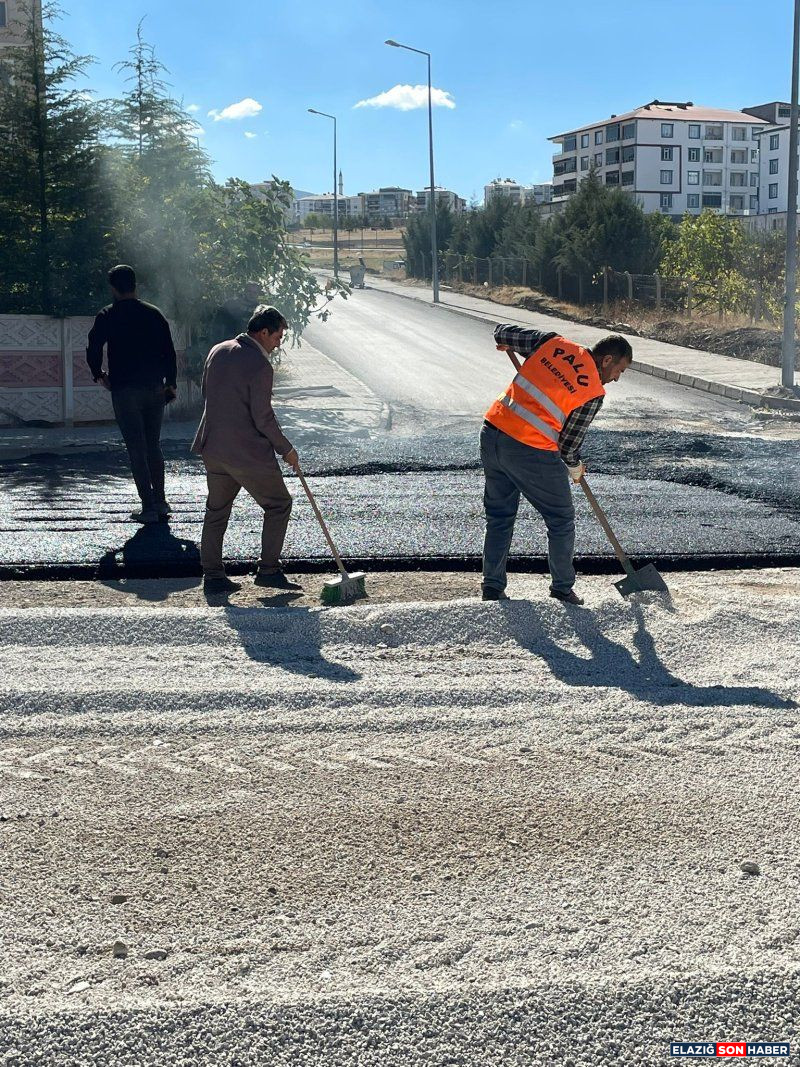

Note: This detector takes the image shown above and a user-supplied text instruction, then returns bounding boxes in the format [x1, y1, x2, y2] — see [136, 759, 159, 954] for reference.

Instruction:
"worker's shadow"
[505, 601, 795, 709]
[97, 525, 200, 600]
[223, 605, 361, 683]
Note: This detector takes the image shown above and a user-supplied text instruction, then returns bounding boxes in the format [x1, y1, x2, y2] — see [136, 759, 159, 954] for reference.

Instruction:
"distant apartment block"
[414, 187, 466, 213]
[0, 0, 42, 65]
[484, 179, 553, 207]
[549, 100, 771, 219]
[364, 187, 413, 221]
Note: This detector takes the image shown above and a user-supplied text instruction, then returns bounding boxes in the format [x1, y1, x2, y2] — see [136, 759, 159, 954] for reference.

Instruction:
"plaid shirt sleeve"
[493, 324, 557, 356]
[558, 396, 604, 467]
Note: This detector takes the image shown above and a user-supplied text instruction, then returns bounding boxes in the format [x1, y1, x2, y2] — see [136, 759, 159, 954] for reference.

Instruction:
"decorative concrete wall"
[0, 315, 187, 425]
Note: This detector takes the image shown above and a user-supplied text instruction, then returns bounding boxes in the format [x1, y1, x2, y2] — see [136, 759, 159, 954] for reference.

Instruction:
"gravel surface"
[1, 570, 799, 1064]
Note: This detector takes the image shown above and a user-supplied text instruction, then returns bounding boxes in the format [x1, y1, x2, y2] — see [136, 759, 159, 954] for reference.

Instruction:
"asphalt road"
[2, 285, 799, 574]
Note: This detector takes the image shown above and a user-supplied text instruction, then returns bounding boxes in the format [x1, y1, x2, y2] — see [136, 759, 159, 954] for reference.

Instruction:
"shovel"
[579, 477, 668, 598]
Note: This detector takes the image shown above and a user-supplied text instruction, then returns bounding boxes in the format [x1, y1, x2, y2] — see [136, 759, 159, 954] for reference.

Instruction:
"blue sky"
[60, 0, 794, 202]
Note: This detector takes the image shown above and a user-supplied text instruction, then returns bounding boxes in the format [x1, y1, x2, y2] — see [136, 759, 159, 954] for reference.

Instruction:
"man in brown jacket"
[192, 305, 301, 595]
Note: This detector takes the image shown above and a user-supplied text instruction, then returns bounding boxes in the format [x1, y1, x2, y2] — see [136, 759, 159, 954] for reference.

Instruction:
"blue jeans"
[480, 422, 576, 594]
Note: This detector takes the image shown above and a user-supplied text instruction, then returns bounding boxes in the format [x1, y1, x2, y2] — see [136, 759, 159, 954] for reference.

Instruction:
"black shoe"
[130, 509, 159, 524]
[550, 588, 584, 606]
[203, 576, 241, 595]
[254, 571, 303, 591]
[481, 587, 509, 601]
[156, 499, 172, 520]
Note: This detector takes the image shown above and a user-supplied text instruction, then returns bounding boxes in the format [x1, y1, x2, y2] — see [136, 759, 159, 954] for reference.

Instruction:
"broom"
[296, 469, 367, 606]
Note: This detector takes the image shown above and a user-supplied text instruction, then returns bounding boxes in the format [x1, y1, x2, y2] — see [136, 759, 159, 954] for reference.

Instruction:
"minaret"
[338, 169, 344, 196]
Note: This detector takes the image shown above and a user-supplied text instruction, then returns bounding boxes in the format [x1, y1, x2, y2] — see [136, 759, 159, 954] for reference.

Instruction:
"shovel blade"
[614, 563, 669, 598]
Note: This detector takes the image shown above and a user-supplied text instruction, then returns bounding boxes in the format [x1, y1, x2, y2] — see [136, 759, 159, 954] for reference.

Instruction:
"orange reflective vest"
[485, 337, 605, 452]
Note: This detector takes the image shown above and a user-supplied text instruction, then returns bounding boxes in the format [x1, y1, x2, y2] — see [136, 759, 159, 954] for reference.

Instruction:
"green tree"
[0, 1, 112, 313]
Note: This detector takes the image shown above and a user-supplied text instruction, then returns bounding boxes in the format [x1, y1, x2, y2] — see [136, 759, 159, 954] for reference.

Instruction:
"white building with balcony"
[415, 187, 466, 213]
[549, 100, 767, 219]
[484, 179, 552, 207]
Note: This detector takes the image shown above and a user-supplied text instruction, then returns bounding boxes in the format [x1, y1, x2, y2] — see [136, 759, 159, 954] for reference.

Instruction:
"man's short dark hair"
[247, 305, 288, 334]
[591, 334, 633, 363]
[108, 264, 136, 294]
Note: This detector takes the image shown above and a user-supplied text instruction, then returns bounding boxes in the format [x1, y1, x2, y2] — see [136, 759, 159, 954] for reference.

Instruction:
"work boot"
[481, 586, 509, 602]
[203, 576, 241, 595]
[549, 587, 584, 606]
[130, 508, 159, 524]
[254, 570, 303, 591]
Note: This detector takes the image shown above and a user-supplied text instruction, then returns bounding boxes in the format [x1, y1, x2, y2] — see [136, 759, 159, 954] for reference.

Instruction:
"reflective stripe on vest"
[511, 373, 566, 425]
[499, 395, 561, 444]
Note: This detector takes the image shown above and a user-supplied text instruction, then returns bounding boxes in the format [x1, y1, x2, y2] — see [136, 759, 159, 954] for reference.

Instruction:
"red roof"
[549, 101, 764, 141]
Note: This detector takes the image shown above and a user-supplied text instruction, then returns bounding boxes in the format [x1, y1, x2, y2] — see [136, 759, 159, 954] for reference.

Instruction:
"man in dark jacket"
[191, 305, 301, 596]
[86, 264, 178, 523]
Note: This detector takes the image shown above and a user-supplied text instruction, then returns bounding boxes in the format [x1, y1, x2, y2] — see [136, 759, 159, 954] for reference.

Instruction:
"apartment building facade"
[414, 187, 466, 213]
[484, 179, 553, 207]
[550, 100, 767, 219]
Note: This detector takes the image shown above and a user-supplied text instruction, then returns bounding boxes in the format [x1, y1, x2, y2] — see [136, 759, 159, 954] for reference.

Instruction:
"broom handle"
[296, 470, 349, 577]
[500, 346, 635, 577]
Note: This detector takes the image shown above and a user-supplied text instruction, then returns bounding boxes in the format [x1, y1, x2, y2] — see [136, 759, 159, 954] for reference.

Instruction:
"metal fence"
[403, 253, 781, 326]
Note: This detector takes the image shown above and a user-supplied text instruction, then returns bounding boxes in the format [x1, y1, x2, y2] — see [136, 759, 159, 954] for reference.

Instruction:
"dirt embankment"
[448, 282, 790, 370]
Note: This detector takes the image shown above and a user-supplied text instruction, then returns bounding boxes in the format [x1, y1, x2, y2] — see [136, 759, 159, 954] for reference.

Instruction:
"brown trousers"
[200, 457, 292, 578]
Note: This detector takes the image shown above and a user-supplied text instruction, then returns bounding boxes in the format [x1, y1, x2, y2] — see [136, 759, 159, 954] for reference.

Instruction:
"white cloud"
[244, 131, 257, 139]
[192, 125, 206, 137]
[186, 103, 200, 113]
[208, 98, 263, 122]
[508, 119, 525, 131]
[354, 84, 455, 112]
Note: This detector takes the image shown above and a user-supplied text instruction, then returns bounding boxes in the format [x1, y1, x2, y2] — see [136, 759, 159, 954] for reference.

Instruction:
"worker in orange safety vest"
[481, 325, 633, 605]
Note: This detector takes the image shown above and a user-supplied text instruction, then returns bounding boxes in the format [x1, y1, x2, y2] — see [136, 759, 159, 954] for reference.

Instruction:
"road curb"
[367, 279, 800, 415]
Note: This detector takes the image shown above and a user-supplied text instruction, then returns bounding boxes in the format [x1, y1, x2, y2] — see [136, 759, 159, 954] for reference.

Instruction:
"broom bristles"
[320, 572, 367, 606]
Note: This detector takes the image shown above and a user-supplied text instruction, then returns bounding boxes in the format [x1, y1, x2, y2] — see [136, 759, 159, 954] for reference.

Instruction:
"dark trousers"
[112, 386, 166, 509]
[200, 457, 293, 578]
[480, 422, 576, 594]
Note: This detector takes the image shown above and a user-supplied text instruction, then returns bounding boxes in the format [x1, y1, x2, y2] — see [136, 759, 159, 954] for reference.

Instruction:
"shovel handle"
[296, 470, 349, 578]
[578, 477, 636, 577]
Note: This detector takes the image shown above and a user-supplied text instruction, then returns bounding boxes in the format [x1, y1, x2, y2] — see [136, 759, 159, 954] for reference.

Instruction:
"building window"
[705, 125, 723, 139]
[688, 124, 700, 139]
[750, 171, 759, 187]
[769, 183, 779, 199]
[605, 171, 620, 185]
[660, 170, 673, 184]
[622, 122, 635, 139]
[750, 194, 759, 210]
[606, 147, 620, 164]
[730, 149, 747, 164]
[622, 145, 635, 162]
[769, 207, 778, 214]
[0, 2, 6, 28]
[769, 158, 779, 174]
[731, 127, 747, 141]
[770, 133, 780, 150]
[702, 193, 722, 207]
[688, 147, 700, 162]
[581, 133, 589, 148]
[729, 172, 747, 187]
[661, 146, 673, 161]
[687, 171, 699, 185]
[594, 152, 602, 167]
[730, 195, 745, 211]
[580, 155, 589, 171]
[660, 193, 673, 209]
[704, 148, 722, 164]
[621, 170, 634, 186]
[595, 130, 603, 145]
[778, 106, 790, 118]
[563, 135, 577, 152]
[750, 148, 758, 163]
[606, 123, 620, 142]
[687, 193, 700, 208]
[661, 123, 674, 138]
[703, 171, 722, 187]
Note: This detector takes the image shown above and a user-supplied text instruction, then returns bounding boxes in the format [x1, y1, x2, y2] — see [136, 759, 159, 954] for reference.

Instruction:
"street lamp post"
[385, 38, 440, 303]
[781, 0, 800, 389]
[308, 108, 339, 282]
